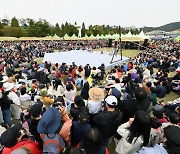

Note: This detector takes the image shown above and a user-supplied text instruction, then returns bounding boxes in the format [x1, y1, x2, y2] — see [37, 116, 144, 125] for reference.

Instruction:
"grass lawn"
[94, 48, 139, 58]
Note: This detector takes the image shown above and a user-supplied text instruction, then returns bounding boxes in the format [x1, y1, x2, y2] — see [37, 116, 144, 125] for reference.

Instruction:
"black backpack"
[1, 91, 13, 105]
[0, 91, 13, 110]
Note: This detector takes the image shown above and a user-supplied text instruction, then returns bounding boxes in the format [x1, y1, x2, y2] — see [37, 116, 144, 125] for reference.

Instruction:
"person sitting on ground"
[88, 87, 104, 115]
[64, 82, 77, 102]
[115, 110, 151, 154]
[40, 90, 53, 109]
[70, 95, 89, 121]
[155, 81, 167, 98]
[120, 87, 151, 123]
[153, 109, 168, 124]
[77, 128, 109, 154]
[80, 82, 90, 102]
[19, 87, 32, 110]
[138, 125, 180, 154]
[92, 95, 123, 145]
[149, 117, 163, 147]
[0, 122, 41, 154]
[161, 113, 180, 129]
[71, 112, 91, 147]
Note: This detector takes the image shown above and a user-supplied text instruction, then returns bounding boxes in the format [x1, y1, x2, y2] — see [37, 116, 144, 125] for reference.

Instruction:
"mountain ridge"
[142, 22, 180, 32]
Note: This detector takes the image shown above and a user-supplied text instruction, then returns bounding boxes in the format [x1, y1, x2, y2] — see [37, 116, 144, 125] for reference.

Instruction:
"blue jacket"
[138, 144, 168, 154]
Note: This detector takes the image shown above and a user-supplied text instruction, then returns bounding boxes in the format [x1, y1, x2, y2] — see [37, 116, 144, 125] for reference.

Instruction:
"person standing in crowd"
[3, 82, 21, 121]
[29, 103, 44, 149]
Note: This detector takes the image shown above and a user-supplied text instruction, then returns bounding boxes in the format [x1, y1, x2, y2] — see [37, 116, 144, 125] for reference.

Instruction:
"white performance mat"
[43, 50, 129, 68]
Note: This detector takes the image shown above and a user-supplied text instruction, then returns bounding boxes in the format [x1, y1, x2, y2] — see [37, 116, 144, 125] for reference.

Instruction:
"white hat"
[1, 76, 8, 83]
[3, 82, 14, 92]
[105, 95, 118, 106]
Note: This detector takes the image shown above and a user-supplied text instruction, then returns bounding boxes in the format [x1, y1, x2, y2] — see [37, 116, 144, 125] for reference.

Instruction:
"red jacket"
[2, 139, 41, 154]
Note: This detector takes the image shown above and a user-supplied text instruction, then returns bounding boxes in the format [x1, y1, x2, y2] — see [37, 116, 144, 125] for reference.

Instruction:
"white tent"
[138, 30, 149, 39]
[126, 31, 132, 37]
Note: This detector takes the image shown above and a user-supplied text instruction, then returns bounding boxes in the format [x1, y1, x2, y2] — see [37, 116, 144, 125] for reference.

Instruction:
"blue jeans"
[0, 110, 4, 124]
[2, 109, 12, 127]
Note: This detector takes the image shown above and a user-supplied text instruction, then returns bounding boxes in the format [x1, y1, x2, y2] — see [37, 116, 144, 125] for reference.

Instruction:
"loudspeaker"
[108, 39, 113, 47]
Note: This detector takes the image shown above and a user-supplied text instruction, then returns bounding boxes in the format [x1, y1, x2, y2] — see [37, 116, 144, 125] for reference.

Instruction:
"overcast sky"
[0, 0, 180, 28]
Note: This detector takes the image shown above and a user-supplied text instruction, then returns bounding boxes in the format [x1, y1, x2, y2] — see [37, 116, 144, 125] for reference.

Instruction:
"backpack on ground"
[43, 133, 65, 154]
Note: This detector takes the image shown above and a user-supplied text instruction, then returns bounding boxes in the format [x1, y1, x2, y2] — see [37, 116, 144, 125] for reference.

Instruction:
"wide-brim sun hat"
[37, 107, 61, 134]
[89, 87, 104, 102]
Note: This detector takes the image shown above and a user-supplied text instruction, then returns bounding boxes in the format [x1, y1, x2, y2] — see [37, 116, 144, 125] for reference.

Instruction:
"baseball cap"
[105, 95, 118, 106]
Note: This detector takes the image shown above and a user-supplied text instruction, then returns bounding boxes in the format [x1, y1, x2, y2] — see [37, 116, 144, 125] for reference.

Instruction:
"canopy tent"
[17, 37, 40, 41]
[0, 37, 18, 41]
[89, 34, 95, 40]
[121, 36, 145, 42]
[125, 31, 133, 37]
[100, 34, 105, 39]
[138, 30, 150, 39]
[174, 36, 180, 42]
[105, 33, 112, 39]
[80, 34, 90, 40]
[53, 34, 59, 38]
[63, 33, 71, 40]
[96, 34, 101, 39]
[70, 34, 78, 40]
[111, 33, 119, 39]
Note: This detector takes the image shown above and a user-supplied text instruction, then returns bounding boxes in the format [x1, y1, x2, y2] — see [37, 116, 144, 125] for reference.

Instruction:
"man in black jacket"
[92, 95, 123, 145]
[120, 87, 151, 123]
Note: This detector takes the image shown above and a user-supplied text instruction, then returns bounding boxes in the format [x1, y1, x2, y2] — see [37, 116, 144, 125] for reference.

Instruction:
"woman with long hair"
[80, 82, 90, 102]
[115, 110, 151, 154]
[79, 128, 109, 154]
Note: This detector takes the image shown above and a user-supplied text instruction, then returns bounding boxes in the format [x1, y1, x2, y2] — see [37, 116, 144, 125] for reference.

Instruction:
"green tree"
[64, 22, 69, 35]
[1, 26, 22, 37]
[0, 22, 3, 36]
[60, 24, 65, 37]
[29, 19, 35, 27]
[81, 22, 86, 37]
[11, 17, 19, 27]
[54, 23, 61, 36]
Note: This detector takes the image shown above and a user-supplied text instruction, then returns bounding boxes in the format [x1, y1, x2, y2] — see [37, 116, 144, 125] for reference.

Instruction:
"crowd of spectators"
[0, 39, 179, 154]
